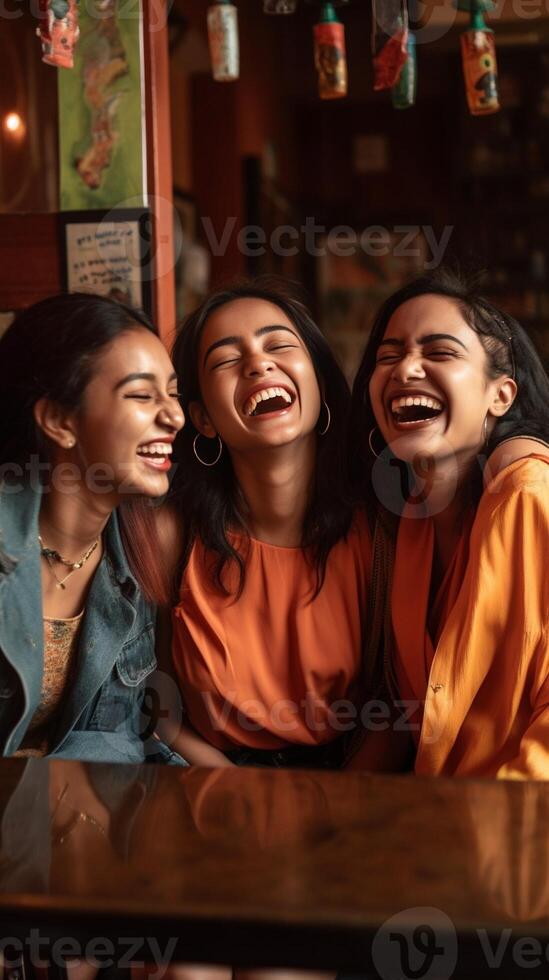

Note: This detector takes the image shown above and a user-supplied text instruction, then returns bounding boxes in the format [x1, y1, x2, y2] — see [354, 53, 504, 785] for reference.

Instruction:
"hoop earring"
[318, 401, 331, 436]
[193, 433, 223, 467]
[368, 426, 384, 459]
[483, 415, 489, 446]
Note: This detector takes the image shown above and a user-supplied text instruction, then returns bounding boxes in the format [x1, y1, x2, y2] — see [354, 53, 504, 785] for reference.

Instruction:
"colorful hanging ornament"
[371, 0, 407, 91]
[263, 0, 298, 12]
[391, 30, 416, 109]
[36, 0, 80, 70]
[456, 0, 499, 115]
[208, 0, 239, 82]
[313, 2, 348, 100]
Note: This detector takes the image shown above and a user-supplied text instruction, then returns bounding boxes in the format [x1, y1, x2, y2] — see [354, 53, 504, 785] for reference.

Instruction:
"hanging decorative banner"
[391, 30, 416, 108]
[457, 0, 499, 115]
[371, 0, 407, 91]
[36, 0, 80, 70]
[208, 0, 239, 82]
[263, 0, 298, 12]
[314, 2, 348, 100]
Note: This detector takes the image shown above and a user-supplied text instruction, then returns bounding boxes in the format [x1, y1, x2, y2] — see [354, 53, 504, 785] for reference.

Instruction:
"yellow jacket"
[392, 455, 549, 780]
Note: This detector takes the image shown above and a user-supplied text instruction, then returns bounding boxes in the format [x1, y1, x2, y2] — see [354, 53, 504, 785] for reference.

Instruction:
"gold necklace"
[54, 810, 107, 846]
[50, 784, 107, 845]
[38, 534, 99, 590]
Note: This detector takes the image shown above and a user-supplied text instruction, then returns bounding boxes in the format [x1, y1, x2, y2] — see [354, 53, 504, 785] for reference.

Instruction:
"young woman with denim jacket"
[0, 293, 184, 763]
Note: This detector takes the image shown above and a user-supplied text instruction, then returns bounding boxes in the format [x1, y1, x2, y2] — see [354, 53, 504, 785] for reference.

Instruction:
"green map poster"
[59, 0, 146, 210]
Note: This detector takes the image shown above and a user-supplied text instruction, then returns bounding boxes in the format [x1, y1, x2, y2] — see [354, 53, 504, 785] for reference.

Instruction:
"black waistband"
[224, 735, 347, 769]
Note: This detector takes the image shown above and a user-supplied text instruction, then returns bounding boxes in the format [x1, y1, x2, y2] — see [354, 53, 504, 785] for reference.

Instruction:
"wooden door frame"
[143, 0, 176, 348]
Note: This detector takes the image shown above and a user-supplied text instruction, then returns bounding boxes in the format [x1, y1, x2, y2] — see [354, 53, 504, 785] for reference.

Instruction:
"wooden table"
[0, 758, 548, 979]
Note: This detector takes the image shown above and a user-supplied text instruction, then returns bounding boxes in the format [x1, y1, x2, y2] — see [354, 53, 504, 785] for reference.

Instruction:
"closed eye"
[426, 349, 461, 358]
[376, 353, 401, 364]
[125, 391, 182, 401]
[211, 355, 240, 370]
[376, 348, 461, 363]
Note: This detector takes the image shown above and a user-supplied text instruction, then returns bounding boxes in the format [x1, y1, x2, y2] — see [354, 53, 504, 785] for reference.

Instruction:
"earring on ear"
[193, 433, 223, 467]
[318, 401, 331, 436]
[66, 438, 75, 449]
[483, 415, 489, 446]
[368, 427, 385, 459]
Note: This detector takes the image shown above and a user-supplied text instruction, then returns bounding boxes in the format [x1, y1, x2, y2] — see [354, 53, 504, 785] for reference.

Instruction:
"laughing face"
[190, 298, 322, 453]
[369, 294, 516, 465]
[67, 328, 184, 498]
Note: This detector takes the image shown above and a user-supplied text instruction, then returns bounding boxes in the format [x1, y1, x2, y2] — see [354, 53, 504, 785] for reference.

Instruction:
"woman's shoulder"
[468, 455, 549, 615]
[476, 450, 549, 538]
[482, 449, 549, 499]
[483, 438, 549, 489]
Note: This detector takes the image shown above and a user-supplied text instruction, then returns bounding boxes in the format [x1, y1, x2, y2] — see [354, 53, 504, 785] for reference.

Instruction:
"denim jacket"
[0, 480, 162, 764]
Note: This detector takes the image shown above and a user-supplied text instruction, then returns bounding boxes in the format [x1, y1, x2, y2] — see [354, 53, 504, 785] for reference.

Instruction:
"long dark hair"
[170, 277, 355, 597]
[350, 266, 549, 518]
[0, 292, 171, 605]
[348, 267, 549, 698]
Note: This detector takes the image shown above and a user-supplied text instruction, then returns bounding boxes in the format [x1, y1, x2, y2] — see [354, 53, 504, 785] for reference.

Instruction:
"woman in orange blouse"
[162, 278, 370, 768]
[348, 267, 549, 779]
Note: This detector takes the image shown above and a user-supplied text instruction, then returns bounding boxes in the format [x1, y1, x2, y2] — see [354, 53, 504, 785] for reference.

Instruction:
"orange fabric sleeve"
[496, 649, 549, 780]
[418, 457, 549, 779]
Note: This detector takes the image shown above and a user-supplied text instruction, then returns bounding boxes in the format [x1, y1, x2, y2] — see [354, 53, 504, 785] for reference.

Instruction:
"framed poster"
[60, 208, 152, 318]
[58, 0, 147, 211]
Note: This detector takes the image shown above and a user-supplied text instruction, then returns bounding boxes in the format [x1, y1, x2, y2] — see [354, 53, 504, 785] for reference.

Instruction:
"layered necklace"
[38, 534, 100, 590]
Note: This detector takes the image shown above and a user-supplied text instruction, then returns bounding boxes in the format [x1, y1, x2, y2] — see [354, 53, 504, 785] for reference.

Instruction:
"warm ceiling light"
[3, 112, 25, 137]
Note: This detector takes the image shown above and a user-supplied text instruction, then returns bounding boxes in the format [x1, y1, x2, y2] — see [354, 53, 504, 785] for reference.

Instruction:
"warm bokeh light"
[3, 112, 25, 137]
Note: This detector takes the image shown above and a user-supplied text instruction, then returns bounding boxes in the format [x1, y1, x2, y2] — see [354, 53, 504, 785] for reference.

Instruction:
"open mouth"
[243, 386, 295, 418]
[390, 395, 445, 427]
[136, 441, 173, 470]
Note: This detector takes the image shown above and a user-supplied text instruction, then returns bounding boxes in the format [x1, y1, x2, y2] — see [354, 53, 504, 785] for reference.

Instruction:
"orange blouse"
[172, 512, 371, 750]
[392, 455, 549, 780]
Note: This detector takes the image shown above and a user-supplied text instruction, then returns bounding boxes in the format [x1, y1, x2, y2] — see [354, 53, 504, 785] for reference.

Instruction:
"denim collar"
[103, 506, 140, 600]
[0, 478, 41, 573]
[0, 479, 139, 596]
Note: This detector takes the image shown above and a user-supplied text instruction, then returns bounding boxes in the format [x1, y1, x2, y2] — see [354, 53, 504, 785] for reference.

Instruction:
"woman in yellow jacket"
[349, 267, 549, 779]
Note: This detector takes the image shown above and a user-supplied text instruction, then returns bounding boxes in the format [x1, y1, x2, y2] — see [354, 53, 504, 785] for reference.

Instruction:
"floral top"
[16, 611, 84, 757]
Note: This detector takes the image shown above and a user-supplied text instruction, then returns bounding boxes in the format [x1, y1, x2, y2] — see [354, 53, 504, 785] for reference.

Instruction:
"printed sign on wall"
[61, 209, 152, 317]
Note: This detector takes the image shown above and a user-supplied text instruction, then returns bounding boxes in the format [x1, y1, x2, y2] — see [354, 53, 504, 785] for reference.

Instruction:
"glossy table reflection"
[0, 758, 548, 979]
